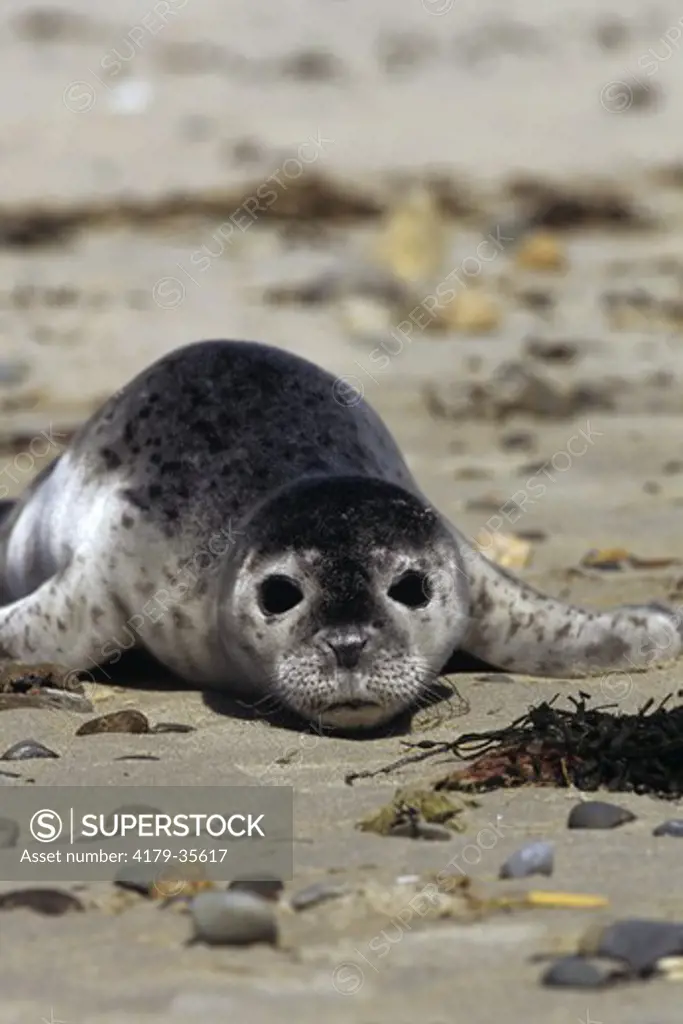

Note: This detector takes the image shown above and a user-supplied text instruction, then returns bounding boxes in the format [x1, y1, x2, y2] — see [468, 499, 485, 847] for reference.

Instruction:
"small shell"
[388, 821, 453, 841]
[0, 888, 83, 915]
[1, 740, 58, 761]
[76, 710, 149, 735]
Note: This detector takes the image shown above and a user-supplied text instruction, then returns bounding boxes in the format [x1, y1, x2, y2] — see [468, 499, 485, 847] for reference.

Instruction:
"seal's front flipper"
[0, 561, 129, 670]
[0, 501, 14, 524]
[454, 533, 682, 678]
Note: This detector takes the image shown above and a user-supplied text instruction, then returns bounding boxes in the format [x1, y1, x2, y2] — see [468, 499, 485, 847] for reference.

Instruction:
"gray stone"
[592, 919, 683, 975]
[567, 801, 636, 830]
[653, 819, 683, 838]
[190, 891, 278, 946]
[499, 841, 554, 879]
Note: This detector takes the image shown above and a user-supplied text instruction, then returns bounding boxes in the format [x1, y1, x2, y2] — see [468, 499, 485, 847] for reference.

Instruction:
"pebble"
[499, 841, 554, 880]
[228, 875, 284, 902]
[290, 882, 350, 911]
[500, 431, 535, 452]
[653, 819, 683, 837]
[0, 817, 19, 848]
[567, 801, 636, 830]
[0, 888, 83, 915]
[583, 918, 683, 975]
[525, 338, 577, 363]
[190, 891, 278, 946]
[515, 529, 548, 543]
[541, 955, 616, 989]
[517, 288, 554, 311]
[1, 739, 58, 760]
[76, 710, 149, 735]
[388, 821, 453, 841]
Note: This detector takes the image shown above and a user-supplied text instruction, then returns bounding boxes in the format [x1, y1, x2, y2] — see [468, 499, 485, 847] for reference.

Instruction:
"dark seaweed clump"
[346, 692, 683, 798]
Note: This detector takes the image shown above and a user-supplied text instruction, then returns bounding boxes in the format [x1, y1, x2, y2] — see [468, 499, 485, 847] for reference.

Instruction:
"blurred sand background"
[2, 1, 683, 1021]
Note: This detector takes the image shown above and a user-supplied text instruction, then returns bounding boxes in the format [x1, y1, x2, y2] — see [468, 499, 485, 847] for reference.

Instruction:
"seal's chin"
[317, 700, 396, 730]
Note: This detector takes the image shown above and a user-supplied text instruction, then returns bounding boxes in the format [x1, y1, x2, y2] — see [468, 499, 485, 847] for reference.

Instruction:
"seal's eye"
[388, 571, 432, 610]
[258, 575, 303, 616]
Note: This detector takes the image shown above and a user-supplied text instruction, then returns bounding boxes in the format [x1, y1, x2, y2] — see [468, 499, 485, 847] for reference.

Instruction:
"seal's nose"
[324, 633, 368, 669]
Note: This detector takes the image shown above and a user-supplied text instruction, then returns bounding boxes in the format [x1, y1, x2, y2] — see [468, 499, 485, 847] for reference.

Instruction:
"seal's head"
[221, 476, 469, 729]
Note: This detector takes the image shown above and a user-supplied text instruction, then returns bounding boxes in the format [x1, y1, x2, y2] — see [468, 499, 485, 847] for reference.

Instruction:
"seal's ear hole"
[388, 571, 432, 610]
[258, 575, 304, 616]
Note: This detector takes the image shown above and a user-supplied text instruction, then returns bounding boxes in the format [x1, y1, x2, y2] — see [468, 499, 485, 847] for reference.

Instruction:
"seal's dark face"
[225, 478, 469, 729]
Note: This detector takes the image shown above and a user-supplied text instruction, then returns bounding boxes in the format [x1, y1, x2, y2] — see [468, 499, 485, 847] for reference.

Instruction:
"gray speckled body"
[0, 339, 680, 729]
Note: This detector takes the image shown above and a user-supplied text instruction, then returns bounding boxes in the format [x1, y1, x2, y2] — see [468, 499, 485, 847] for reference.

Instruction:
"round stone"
[589, 918, 683, 974]
[653, 819, 683, 837]
[190, 891, 278, 946]
[567, 801, 636, 830]
[499, 841, 554, 879]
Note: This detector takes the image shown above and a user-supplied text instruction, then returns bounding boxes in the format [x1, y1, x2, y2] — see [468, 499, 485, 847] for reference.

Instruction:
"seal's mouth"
[319, 699, 392, 730]
[326, 699, 378, 711]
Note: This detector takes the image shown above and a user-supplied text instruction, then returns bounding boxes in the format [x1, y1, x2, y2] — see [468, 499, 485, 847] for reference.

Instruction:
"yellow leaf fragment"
[436, 290, 501, 334]
[525, 891, 609, 910]
[373, 185, 447, 286]
[475, 531, 532, 569]
[515, 232, 567, 272]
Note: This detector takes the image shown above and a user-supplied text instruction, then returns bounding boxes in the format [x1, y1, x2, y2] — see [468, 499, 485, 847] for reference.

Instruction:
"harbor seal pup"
[0, 339, 680, 729]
